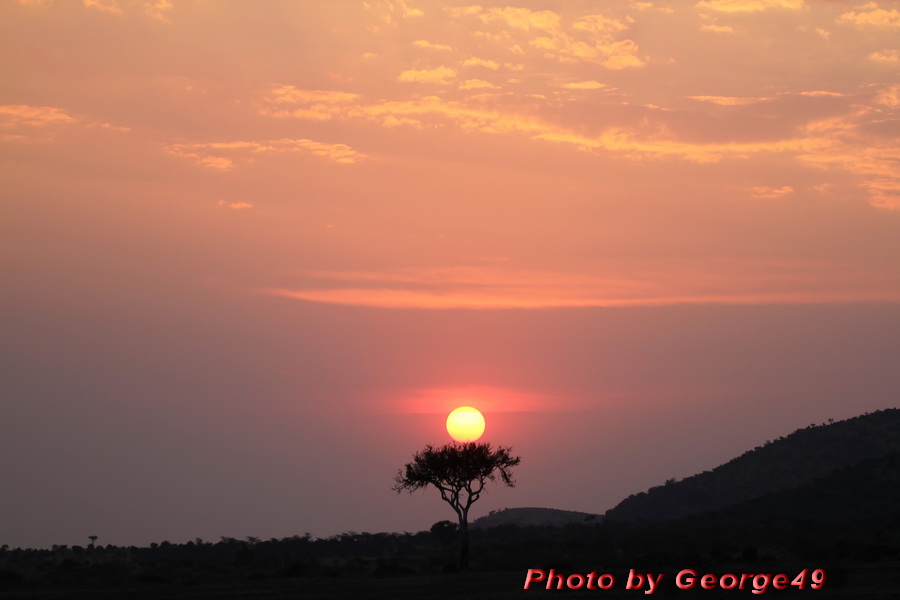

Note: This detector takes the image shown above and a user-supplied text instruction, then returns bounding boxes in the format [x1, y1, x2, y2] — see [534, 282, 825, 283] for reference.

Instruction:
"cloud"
[864, 179, 900, 210]
[412, 40, 453, 52]
[444, 5, 483, 18]
[197, 156, 234, 170]
[218, 200, 254, 210]
[688, 96, 768, 106]
[462, 57, 500, 69]
[265, 87, 360, 105]
[83, 0, 123, 15]
[381, 114, 422, 127]
[260, 87, 361, 120]
[456, 6, 643, 69]
[796, 90, 845, 98]
[560, 80, 606, 90]
[259, 87, 829, 164]
[751, 185, 794, 198]
[144, 0, 172, 23]
[459, 79, 500, 90]
[838, 3, 900, 29]
[869, 49, 900, 63]
[0, 104, 77, 126]
[692, 91, 841, 105]
[166, 138, 366, 169]
[478, 7, 561, 32]
[0, 104, 128, 140]
[529, 12, 641, 68]
[397, 66, 457, 84]
[701, 23, 735, 33]
[795, 94, 900, 210]
[257, 85, 899, 208]
[531, 36, 643, 68]
[364, 0, 423, 30]
[572, 14, 630, 36]
[257, 261, 900, 309]
[25, 0, 172, 20]
[399, 0, 423, 18]
[696, 0, 806, 13]
[874, 84, 900, 107]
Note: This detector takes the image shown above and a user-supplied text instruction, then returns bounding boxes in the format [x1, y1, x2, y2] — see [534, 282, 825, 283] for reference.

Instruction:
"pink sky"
[2, 0, 899, 549]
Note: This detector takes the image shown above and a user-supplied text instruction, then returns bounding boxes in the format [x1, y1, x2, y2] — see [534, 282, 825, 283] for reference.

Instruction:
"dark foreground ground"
[2, 563, 897, 600]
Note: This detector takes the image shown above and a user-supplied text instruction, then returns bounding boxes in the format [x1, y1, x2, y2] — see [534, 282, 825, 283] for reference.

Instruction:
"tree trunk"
[458, 514, 469, 570]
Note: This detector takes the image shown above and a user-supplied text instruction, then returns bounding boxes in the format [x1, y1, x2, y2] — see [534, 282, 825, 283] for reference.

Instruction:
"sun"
[446, 406, 486, 443]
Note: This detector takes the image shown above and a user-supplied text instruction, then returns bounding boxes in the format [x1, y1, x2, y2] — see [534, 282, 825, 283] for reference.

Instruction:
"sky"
[2, 0, 899, 550]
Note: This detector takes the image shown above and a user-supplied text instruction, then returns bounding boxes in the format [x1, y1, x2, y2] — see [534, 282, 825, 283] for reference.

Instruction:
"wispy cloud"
[0, 104, 128, 140]
[559, 80, 606, 90]
[262, 88, 360, 120]
[255, 80, 900, 209]
[412, 39, 453, 52]
[218, 200, 254, 210]
[751, 185, 794, 199]
[696, 0, 806, 13]
[447, 6, 644, 69]
[529, 32, 642, 69]
[83, 0, 123, 15]
[143, 0, 172, 23]
[257, 261, 900, 309]
[397, 66, 457, 84]
[166, 138, 366, 169]
[688, 95, 769, 106]
[1, 104, 77, 126]
[700, 23, 735, 33]
[794, 88, 900, 209]
[459, 79, 500, 90]
[838, 3, 900, 29]
[259, 87, 830, 163]
[478, 7, 562, 32]
[462, 57, 501, 69]
[868, 49, 900, 63]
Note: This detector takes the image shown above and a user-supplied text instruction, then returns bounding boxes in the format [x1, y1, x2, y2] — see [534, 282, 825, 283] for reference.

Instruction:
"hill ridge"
[471, 506, 602, 529]
[603, 408, 900, 523]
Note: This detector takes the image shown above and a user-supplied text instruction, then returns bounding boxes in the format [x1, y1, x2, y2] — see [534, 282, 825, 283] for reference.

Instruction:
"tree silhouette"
[393, 442, 520, 569]
[430, 520, 459, 546]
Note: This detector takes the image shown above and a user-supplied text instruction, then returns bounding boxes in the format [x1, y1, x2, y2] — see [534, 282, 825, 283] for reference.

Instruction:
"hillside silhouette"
[471, 507, 601, 529]
[603, 408, 900, 523]
[667, 450, 900, 555]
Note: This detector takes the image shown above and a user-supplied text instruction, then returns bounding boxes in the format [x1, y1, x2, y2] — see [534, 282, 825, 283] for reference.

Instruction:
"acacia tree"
[393, 442, 520, 569]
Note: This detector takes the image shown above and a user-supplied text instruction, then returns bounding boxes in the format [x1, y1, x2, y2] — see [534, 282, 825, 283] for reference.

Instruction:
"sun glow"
[446, 406, 486, 443]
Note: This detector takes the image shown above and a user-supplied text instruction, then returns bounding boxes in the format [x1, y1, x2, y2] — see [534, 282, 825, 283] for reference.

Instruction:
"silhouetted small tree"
[393, 442, 520, 569]
[430, 520, 459, 546]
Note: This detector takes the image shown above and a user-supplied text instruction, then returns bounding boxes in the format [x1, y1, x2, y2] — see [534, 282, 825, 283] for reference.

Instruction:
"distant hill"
[691, 449, 900, 533]
[649, 450, 900, 563]
[471, 507, 602, 529]
[604, 408, 900, 523]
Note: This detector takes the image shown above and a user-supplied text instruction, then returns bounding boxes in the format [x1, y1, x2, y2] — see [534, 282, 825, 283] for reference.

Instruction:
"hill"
[604, 408, 900, 523]
[470, 507, 601, 530]
[650, 450, 900, 560]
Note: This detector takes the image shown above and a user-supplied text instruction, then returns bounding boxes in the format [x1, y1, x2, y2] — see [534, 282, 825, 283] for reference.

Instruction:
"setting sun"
[446, 407, 486, 443]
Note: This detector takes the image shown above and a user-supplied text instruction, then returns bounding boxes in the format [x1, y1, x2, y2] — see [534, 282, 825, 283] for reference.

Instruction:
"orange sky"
[2, 0, 900, 548]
